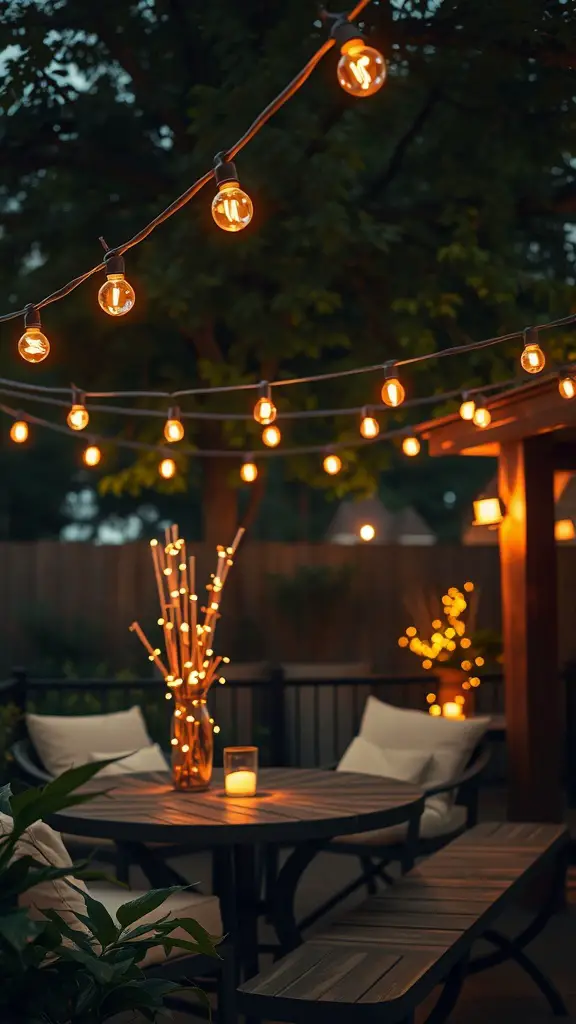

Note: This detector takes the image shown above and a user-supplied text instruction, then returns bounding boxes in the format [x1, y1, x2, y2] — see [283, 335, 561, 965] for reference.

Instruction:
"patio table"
[48, 766, 424, 979]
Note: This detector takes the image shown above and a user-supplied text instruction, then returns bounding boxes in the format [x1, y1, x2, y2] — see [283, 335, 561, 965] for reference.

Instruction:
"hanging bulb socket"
[98, 246, 136, 316]
[330, 16, 386, 98]
[253, 381, 277, 425]
[520, 326, 545, 374]
[102, 249, 125, 278]
[164, 406, 185, 443]
[212, 154, 253, 232]
[330, 16, 367, 49]
[18, 305, 50, 363]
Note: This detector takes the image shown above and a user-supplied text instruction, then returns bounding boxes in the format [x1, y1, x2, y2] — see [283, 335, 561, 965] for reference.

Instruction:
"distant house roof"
[327, 497, 436, 545]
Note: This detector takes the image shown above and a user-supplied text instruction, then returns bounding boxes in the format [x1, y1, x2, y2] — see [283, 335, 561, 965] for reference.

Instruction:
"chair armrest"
[423, 746, 491, 799]
[11, 739, 53, 785]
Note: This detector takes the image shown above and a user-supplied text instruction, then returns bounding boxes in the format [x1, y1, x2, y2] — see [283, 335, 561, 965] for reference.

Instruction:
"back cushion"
[338, 736, 431, 784]
[26, 706, 151, 777]
[0, 813, 87, 928]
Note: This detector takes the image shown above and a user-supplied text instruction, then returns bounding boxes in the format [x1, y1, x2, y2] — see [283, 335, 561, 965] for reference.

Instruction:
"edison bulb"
[473, 406, 491, 428]
[559, 376, 576, 400]
[83, 445, 101, 467]
[18, 328, 50, 364]
[459, 399, 476, 421]
[10, 420, 28, 443]
[98, 274, 135, 316]
[240, 460, 258, 483]
[211, 181, 253, 232]
[67, 404, 89, 431]
[337, 40, 386, 98]
[262, 424, 281, 448]
[359, 523, 376, 542]
[402, 436, 420, 457]
[360, 415, 379, 439]
[323, 453, 342, 475]
[159, 457, 176, 479]
[164, 418, 184, 443]
[253, 396, 276, 425]
[520, 342, 545, 374]
[381, 376, 405, 407]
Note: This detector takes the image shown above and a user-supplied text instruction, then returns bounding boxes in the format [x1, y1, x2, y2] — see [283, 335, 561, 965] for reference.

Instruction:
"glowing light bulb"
[359, 523, 375, 542]
[159, 458, 176, 479]
[337, 38, 386, 98]
[520, 339, 545, 374]
[360, 413, 379, 439]
[262, 424, 281, 448]
[253, 385, 277, 425]
[164, 410, 184, 443]
[323, 453, 342, 475]
[18, 329, 50, 364]
[559, 376, 576, 400]
[10, 421, 28, 443]
[402, 436, 420, 457]
[473, 405, 491, 429]
[240, 459, 258, 483]
[212, 182, 253, 232]
[98, 274, 135, 316]
[83, 445, 101, 467]
[67, 404, 89, 431]
[381, 369, 405, 407]
[459, 398, 476, 421]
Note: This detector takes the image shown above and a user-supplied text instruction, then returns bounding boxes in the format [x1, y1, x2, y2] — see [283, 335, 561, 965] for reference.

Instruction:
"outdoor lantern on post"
[472, 496, 505, 529]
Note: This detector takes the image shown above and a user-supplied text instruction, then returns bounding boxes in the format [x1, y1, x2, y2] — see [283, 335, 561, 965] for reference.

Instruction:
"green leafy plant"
[0, 760, 219, 1023]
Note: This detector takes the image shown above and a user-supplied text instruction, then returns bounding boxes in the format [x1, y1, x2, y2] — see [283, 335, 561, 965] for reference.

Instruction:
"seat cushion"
[337, 736, 431, 784]
[92, 884, 222, 967]
[87, 744, 168, 776]
[26, 706, 152, 776]
[359, 696, 490, 812]
[0, 812, 88, 929]
[332, 803, 467, 848]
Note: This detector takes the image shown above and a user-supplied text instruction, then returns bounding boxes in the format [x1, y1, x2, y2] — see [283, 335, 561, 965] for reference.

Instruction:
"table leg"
[212, 845, 261, 982]
[269, 839, 326, 955]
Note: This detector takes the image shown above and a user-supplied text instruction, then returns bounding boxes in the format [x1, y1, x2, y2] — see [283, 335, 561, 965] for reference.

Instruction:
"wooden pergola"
[421, 377, 576, 824]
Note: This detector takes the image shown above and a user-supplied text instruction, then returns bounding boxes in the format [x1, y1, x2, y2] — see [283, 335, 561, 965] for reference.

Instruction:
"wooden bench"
[238, 822, 569, 1024]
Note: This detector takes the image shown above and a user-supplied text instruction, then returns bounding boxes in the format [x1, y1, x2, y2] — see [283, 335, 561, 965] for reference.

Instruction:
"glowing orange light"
[212, 181, 253, 232]
[18, 327, 50, 363]
[240, 460, 258, 483]
[67, 404, 89, 431]
[459, 398, 476, 421]
[473, 405, 492, 428]
[463, 581, 474, 592]
[262, 425, 281, 448]
[360, 414, 379, 439]
[473, 497, 504, 527]
[83, 445, 101, 467]
[323, 453, 342, 475]
[402, 436, 420, 457]
[359, 523, 375, 542]
[337, 39, 386, 98]
[381, 375, 405, 408]
[559, 376, 576, 400]
[10, 420, 29, 443]
[555, 519, 575, 541]
[443, 701, 465, 720]
[164, 413, 184, 443]
[253, 394, 277, 425]
[159, 458, 176, 479]
[520, 342, 545, 374]
[429, 704, 441, 716]
[98, 274, 135, 316]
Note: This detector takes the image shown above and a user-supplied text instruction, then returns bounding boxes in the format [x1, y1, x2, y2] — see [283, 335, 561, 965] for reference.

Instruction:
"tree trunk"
[202, 457, 239, 547]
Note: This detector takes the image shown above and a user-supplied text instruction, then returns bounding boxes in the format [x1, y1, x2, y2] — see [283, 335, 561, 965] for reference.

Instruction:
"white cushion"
[92, 884, 222, 967]
[26, 706, 152, 777]
[360, 696, 490, 811]
[87, 744, 168, 776]
[332, 803, 467, 847]
[337, 736, 431, 784]
[0, 812, 88, 929]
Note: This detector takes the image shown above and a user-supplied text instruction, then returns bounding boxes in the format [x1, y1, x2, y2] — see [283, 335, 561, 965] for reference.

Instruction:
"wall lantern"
[555, 519, 575, 542]
[472, 496, 505, 529]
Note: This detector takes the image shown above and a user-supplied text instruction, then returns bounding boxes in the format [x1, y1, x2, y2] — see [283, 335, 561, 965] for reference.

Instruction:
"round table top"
[48, 767, 424, 846]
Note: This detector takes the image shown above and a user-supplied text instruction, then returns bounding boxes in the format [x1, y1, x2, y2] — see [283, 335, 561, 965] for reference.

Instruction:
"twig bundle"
[130, 526, 244, 699]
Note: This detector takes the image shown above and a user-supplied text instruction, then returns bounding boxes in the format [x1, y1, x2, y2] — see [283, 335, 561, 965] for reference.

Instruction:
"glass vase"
[171, 695, 213, 791]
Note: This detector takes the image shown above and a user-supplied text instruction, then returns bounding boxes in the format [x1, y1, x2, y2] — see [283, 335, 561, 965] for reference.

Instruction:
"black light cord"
[0, 0, 372, 325]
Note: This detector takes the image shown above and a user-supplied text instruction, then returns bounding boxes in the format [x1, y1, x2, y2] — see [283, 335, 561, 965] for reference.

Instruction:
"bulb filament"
[349, 54, 371, 89]
[223, 198, 241, 224]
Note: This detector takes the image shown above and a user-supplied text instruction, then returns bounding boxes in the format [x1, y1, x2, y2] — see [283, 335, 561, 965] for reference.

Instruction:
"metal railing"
[0, 667, 505, 768]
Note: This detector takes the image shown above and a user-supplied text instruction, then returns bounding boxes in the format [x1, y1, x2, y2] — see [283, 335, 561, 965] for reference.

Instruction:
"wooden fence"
[0, 540, 575, 674]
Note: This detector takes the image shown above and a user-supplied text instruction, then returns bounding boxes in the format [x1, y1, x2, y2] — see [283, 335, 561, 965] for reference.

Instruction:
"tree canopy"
[1, 0, 574, 541]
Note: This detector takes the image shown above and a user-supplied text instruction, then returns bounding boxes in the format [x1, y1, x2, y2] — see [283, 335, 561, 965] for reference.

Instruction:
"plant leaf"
[66, 882, 119, 947]
[0, 908, 45, 951]
[116, 886, 184, 929]
[41, 908, 96, 952]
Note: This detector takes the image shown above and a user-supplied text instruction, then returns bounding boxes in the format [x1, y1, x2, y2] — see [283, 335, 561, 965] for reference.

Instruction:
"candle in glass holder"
[224, 746, 258, 797]
[443, 701, 465, 720]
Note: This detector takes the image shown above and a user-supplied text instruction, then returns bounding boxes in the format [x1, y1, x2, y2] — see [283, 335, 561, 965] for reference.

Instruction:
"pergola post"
[498, 436, 563, 822]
